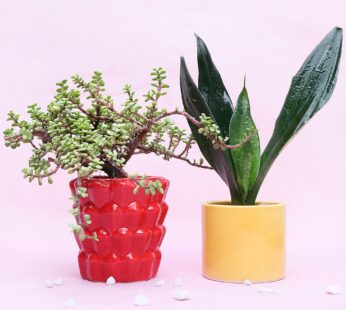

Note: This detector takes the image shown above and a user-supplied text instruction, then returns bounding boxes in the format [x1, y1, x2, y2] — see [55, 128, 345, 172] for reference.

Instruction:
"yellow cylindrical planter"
[202, 201, 285, 283]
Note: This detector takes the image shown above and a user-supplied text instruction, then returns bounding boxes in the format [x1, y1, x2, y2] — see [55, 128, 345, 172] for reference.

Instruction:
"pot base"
[202, 274, 284, 284]
[78, 250, 162, 282]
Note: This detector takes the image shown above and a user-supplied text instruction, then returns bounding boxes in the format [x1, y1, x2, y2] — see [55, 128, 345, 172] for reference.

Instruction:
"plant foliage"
[4, 67, 251, 239]
[180, 27, 343, 205]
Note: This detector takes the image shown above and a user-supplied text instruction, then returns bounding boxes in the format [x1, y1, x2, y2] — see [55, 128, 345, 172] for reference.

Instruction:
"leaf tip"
[180, 56, 187, 71]
[195, 33, 208, 52]
[328, 26, 343, 43]
[334, 26, 343, 34]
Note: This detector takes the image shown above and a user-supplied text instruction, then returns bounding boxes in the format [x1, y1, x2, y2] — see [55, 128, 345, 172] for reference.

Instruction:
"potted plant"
[180, 27, 343, 283]
[4, 68, 250, 283]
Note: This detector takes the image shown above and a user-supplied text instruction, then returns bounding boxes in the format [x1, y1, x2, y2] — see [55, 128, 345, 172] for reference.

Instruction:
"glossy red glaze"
[69, 176, 169, 282]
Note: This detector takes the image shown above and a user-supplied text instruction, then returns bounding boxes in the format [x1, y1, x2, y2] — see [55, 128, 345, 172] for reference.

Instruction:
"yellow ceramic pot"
[202, 201, 285, 283]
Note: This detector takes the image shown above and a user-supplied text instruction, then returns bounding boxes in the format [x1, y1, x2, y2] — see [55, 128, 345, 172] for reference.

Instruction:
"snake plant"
[180, 27, 343, 205]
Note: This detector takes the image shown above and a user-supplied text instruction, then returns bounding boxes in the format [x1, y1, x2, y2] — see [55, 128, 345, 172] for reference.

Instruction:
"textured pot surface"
[202, 201, 285, 283]
[69, 176, 169, 282]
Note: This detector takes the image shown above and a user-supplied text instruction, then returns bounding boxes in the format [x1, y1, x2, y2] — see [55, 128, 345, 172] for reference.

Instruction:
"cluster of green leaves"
[67, 223, 98, 242]
[4, 67, 214, 241]
[67, 178, 98, 241]
[131, 175, 165, 195]
[181, 28, 342, 205]
[198, 113, 228, 149]
[3, 68, 206, 185]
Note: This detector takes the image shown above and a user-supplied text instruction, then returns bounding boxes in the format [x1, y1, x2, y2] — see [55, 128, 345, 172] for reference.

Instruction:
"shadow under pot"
[69, 176, 169, 283]
[202, 201, 285, 283]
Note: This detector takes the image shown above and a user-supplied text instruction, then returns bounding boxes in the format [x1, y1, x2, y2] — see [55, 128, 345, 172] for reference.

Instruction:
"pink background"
[1, 0, 346, 309]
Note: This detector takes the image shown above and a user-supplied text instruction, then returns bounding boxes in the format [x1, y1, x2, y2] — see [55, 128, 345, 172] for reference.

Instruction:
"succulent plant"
[180, 27, 343, 205]
[3, 67, 251, 240]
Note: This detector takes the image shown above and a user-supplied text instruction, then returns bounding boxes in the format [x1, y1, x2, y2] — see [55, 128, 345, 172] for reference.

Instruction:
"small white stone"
[174, 277, 182, 287]
[44, 279, 54, 288]
[326, 285, 341, 295]
[54, 277, 64, 286]
[243, 279, 252, 286]
[134, 294, 151, 306]
[173, 289, 191, 301]
[106, 276, 116, 286]
[64, 298, 76, 308]
[257, 287, 277, 294]
[155, 280, 165, 287]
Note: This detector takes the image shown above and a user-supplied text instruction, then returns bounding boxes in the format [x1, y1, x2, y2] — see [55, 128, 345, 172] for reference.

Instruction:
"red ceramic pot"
[69, 176, 169, 282]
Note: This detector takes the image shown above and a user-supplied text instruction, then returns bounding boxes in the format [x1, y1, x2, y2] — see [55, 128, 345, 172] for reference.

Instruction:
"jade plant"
[3, 68, 251, 240]
[180, 27, 343, 205]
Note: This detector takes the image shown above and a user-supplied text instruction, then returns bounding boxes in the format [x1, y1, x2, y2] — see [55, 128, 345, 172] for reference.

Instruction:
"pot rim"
[203, 200, 284, 208]
[69, 175, 170, 188]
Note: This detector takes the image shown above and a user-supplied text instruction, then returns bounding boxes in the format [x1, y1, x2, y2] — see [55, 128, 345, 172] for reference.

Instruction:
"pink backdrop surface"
[1, 0, 346, 309]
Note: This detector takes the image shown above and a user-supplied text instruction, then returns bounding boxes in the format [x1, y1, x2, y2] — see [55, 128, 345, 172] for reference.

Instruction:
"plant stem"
[102, 161, 128, 178]
[154, 110, 256, 150]
[137, 144, 212, 169]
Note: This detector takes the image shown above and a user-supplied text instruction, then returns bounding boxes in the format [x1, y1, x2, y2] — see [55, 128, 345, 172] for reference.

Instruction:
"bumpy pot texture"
[70, 176, 169, 282]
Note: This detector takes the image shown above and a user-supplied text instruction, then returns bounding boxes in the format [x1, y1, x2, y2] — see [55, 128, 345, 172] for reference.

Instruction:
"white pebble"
[155, 280, 165, 287]
[326, 285, 341, 295]
[44, 279, 54, 288]
[134, 294, 151, 306]
[106, 276, 116, 286]
[243, 279, 252, 286]
[54, 277, 64, 286]
[257, 287, 277, 294]
[64, 298, 76, 308]
[174, 277, 182, 287]
[173, 289, 191, 301]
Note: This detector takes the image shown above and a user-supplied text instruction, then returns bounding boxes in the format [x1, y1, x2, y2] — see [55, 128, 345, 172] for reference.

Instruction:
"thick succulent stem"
[102, 161, 128, 178]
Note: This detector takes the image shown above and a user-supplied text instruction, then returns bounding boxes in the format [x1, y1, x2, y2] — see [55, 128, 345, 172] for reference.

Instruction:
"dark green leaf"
[229, 87, 260, 203]
[196, 34, 234, 137]
[246, 27, 343, 204]
[180, 57, 241, 203]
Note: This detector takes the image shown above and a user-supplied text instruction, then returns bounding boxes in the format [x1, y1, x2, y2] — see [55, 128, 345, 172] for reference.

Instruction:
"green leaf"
[150, 187, 156, 195]
[229, 86, 260, 204]
[133, 185, 140, 194]
[246, 27, 343, 204]
[180, 57, 241, 204]
[196, 34, 234, 137]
